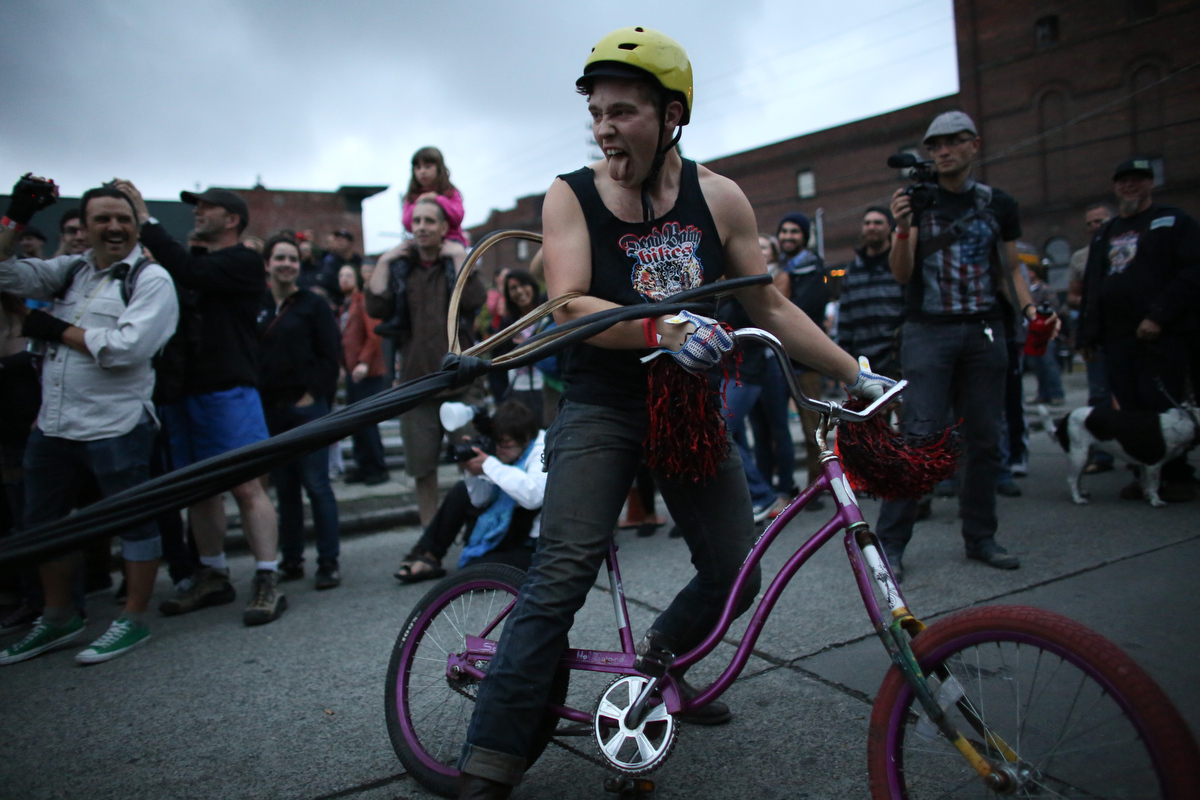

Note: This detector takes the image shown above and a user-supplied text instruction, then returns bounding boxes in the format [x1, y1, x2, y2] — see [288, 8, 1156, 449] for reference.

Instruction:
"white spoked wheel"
[593, 675, 678, 775]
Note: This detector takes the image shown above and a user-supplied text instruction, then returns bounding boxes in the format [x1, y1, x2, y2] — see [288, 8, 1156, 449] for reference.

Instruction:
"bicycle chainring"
[592, 675, 678, 775]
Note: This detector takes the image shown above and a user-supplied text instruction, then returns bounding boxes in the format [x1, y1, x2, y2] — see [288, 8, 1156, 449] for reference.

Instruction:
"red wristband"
[1, 216, 25, 232]
[894, 231, 910, 241]
[643, 316, 659, 348]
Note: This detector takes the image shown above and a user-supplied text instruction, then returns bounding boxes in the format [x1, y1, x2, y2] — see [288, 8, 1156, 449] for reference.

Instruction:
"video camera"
[887, 153, 939, 215]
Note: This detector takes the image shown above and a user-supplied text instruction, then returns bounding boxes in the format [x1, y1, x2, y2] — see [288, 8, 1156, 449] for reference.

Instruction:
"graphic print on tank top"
[619, 221, 705, 301]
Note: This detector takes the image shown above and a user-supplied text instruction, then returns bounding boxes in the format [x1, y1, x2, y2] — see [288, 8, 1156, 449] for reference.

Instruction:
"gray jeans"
[460, 399, 761, 785]
[876, 319, 1007, 557]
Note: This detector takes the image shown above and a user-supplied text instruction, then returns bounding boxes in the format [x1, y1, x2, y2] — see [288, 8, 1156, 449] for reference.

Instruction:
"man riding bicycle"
[456, 27, 893, 799]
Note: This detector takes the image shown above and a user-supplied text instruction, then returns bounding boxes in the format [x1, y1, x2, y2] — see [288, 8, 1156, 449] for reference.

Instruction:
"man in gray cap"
[115, 180, 287, 625]
[1077, 158, 1200, 503]
[878, 110, 1045, 581]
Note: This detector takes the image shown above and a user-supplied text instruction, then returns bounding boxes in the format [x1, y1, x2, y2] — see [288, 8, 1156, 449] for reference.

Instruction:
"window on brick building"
[796, 169, 815, 199]
[1127, 0, 1157, 21]
[516, 240, 530, 261]
[1035, 15, 1059, 49]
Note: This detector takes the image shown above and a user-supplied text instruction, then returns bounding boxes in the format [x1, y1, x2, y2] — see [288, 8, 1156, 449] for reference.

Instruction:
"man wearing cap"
[453, 27, 893, 799]
[879, 110, 1044, 582]
[115, 181, 287, 625]
[774, 211, 828, 495]
[1077, 158, 1200, 503]
[16, 224, 46, 259]
[837, 206, 903, 379]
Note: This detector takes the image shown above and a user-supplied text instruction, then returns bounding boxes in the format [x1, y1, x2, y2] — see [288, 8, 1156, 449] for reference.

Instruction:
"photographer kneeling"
[395, 401, 545, 583]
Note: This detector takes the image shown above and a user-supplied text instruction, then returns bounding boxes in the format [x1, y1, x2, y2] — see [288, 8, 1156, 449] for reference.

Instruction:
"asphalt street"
[2, 371, 1197, 800]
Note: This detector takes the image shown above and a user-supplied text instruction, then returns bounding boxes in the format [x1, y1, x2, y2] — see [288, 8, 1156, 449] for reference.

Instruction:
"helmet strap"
[640, 95, 683, 223]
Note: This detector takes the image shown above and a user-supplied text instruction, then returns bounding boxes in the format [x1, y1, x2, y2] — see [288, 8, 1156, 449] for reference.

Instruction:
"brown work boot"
[243, 570, 287, 626]
[457, 774, 513, 799]
[159, 567, 236, 616]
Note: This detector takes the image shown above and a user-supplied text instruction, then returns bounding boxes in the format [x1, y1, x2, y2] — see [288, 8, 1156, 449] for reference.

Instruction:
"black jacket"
[1079, 204, 1200, 347]
[256, 288, 342, 407]
[139, 222, 265, 398]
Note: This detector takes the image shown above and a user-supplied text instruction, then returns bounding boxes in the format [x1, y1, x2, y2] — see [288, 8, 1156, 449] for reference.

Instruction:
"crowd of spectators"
[1, 113, 1197, 669]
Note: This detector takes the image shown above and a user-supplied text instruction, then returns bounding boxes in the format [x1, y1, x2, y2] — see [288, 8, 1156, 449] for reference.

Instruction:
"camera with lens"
[445, 405, 495, 463]
[887, 152, 939, 215]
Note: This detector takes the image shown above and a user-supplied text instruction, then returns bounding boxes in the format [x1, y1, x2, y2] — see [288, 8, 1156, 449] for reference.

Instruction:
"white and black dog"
[1044, 404, 1199, 507]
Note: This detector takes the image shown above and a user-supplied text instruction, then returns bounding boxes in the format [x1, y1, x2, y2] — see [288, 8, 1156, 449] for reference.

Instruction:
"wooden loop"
[446, 229, 544, 355]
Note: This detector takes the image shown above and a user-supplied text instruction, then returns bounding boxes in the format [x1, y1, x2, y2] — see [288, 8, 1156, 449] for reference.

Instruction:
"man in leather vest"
[877, 110, 1047, 583]
[366, 198, 484, 526]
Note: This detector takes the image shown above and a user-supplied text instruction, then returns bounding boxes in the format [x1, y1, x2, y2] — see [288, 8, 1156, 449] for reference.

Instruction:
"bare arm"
[888, 188, 918, 284]
[702, 172, 859, 384]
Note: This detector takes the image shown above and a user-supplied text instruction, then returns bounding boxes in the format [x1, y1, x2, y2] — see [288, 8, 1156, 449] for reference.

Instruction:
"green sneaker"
[0, 615, 86, 665]
[75, 617, 151, 664]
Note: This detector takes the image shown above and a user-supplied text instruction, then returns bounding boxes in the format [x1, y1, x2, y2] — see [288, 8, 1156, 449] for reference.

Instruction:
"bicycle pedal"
[604, 776, 655, 796]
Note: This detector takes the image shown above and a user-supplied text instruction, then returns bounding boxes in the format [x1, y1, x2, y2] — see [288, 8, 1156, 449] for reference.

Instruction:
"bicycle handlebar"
[731, 329, 906, 423]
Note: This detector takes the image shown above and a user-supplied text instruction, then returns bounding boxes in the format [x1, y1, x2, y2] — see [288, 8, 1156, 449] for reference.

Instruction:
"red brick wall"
[234, 187, 367, 254]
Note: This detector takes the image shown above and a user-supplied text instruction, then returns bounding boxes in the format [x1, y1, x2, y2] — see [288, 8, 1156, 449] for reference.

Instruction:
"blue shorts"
[160, 386, 270, 470]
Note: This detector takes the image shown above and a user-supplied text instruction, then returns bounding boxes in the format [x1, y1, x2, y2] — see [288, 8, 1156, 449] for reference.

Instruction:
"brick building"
[237, 184, 387, 249]
[471, 0, 1199, 278]
[6, 183, 386, 257]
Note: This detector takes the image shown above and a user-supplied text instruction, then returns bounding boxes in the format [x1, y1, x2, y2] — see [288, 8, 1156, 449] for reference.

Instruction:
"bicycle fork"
[848, 523, 1021, 791]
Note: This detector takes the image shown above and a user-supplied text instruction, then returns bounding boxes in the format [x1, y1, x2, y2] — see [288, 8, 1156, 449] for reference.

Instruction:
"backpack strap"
[51, 257, 89, 301]
[111, 256, 152, 305]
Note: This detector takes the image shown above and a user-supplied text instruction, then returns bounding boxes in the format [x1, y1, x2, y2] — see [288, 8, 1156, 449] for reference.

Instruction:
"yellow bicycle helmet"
[577, 26, 693, 124]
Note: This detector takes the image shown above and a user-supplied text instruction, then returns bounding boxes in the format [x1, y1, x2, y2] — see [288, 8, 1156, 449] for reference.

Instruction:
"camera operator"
[879, 111, 1050, 582]
[394, 400, 546, 583]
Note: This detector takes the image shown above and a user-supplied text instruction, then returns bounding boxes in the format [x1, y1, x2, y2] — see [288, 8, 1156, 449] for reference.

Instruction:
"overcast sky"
[2, 0, 958, 252]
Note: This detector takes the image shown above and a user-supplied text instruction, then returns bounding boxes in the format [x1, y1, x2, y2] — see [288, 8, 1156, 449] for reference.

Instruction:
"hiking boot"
[159, 566, 236, 616]
[0, 615, 86, 665]
[674, 676, 733, 725]
[244, 570, 287, 626]
[966, 542, 1020, 570]
[314, 560, 341, 591]
[0, 602, 43, 636]
[75, 617, 151, 664]
[278, 559, 305, 582]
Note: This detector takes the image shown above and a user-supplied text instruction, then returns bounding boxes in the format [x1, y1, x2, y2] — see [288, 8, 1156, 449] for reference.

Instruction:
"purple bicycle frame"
[458, 445, 910, 727]
[458, 330, 910, 725]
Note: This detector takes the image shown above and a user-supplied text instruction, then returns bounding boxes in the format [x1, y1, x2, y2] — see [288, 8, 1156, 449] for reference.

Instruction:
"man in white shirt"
[395, 401, 546, 583]
[0, 178, 179, 665]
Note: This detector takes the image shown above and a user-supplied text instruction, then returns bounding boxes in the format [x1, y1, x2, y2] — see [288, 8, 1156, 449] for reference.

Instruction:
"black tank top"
[558, 159, 726, 408]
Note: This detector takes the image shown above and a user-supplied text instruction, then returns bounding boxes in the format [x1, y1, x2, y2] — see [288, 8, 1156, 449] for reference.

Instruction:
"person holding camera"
[878, 110, 1048, 582]
[395, 401, 546, 583]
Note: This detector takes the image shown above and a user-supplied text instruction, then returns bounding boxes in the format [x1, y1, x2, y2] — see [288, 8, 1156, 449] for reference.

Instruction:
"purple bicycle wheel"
[867, 605, 1200, 798]
[384, 563, 569, 797]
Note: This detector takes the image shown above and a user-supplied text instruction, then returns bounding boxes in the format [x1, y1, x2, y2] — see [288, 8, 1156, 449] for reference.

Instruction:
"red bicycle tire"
[867, 605, 1200, 798]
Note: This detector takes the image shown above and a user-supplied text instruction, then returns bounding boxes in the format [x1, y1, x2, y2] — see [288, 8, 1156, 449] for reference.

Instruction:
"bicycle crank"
[593, 675, 678, 775]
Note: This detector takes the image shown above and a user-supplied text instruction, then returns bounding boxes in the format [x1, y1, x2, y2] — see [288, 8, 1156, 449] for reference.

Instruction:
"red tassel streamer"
[643, 345, 740, 483]
[835, 398, 961, 501]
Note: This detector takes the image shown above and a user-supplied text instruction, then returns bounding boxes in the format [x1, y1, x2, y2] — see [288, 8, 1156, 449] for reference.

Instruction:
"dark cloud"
[1, 1, 955, 248]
